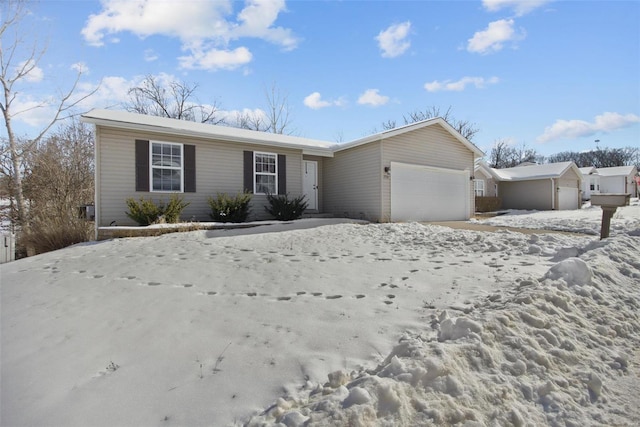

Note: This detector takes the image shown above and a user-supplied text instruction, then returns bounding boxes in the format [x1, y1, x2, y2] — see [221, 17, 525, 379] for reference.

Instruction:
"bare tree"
[1, 0, 96, 242]
[488, 140, 540, 169]
[125, 74, 224, 124]
[20, 119, 94, 254]
[382, 106, 479, 141]
[233, 82, 295, 134]
[546, 146, 639, 168]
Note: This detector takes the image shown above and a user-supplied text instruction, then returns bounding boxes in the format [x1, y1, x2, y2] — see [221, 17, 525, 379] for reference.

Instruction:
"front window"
[254, 152, 277, 194]
[474, 179, 485, 197]
[151, 141, 183, 192]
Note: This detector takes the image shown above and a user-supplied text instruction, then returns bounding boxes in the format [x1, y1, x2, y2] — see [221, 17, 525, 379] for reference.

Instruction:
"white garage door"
[391, 162, 470, 221]
[558, 187, 579, 210]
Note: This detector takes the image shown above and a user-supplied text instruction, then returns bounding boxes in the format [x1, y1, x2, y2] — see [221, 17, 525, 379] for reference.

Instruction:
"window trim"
[253, 151, 278, 195]
[474, 179, 485, 197]
[150, 140, 184, 193]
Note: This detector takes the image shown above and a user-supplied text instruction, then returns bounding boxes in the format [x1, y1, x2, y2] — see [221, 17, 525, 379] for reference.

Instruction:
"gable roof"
[81, 109, 336, 157]
[595, 165, 638, 177]
[333, 117, 484, 157]
[81, 109, 484, 159]
[579, 166, 598, 175]
[474, 158, 499, 180]
[492, 161, 581, 181]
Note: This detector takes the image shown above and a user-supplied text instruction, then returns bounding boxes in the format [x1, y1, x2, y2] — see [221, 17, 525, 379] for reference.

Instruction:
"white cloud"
[375, 21, 411, 58]
[81, 0, 297, 71]
[467, 19, 525, 54]
[303, 92, 331, 109]
[179, 46, 252, 71]
[144, 49, 159, 62]
[17, 60, 44, 83]
[357, 89, 389, 107]
[233, 0, 298, 51]
[482, 0, 552, 17]
[303, 92, 345, 110]
[71, 62, 89, 74]
[424, 76, 499, 92]
[536, 112, 640, 143]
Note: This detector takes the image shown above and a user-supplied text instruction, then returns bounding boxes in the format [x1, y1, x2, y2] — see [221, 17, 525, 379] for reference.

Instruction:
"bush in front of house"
[264, 193, 308, 221]
[125, 195, 190, 226]
[19, 216, 93, 256]
[208, 191, 252, 223]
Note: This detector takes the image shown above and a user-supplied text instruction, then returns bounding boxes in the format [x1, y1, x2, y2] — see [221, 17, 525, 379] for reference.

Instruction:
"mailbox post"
[590, 194, 631, 239]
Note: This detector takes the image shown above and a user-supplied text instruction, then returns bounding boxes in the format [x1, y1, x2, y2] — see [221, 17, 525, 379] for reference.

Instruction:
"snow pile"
[245, 235, 640, 426]
[473, 200, 640, 237]
[1, 215, 639, 427]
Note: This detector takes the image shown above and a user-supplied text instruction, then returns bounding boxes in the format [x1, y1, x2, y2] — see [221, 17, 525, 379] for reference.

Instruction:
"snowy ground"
[1, 204, 639, 426]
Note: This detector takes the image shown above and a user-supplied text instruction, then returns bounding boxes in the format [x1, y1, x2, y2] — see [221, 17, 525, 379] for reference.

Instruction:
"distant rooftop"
[492, 161, 577, 181]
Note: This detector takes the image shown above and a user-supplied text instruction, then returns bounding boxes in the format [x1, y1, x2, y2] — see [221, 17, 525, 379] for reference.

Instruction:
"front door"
[303, 160, 318, 211]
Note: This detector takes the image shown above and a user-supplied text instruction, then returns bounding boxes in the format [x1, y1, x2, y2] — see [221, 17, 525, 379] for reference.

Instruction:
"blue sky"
[4, 0, 640, 158]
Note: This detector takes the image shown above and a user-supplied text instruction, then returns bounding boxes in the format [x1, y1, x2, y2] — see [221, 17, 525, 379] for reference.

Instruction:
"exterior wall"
[600, 175, 631, 194]
[381, 124, 476, 221]
[556, 168, 581, 208]
[499, 179, 553, 210]
[581, 175, 600, 200]
[474, 169, 498, 198]
[96, 126, 303, 226]
[302, 155, 324, 212]
[323, 141, 382, 221]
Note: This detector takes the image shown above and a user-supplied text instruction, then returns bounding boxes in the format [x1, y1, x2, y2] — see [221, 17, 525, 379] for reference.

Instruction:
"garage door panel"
[558, 187, 579, 210]
[391, 162, 469, 221]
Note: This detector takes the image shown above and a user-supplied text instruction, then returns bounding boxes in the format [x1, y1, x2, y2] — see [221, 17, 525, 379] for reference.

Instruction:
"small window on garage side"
[474, 179, 485, 197]
[151, 141, 183, 192]
[254, 152, 277, 194]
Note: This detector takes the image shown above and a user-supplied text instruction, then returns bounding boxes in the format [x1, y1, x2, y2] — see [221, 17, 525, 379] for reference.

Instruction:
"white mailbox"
[590, 193, 631, 239]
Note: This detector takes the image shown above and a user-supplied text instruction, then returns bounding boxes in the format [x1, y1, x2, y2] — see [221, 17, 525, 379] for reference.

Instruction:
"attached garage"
[391, 162, 470, 221]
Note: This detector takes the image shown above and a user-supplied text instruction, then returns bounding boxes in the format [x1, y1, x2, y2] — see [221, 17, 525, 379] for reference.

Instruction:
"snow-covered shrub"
[125, 195, 189, 226]
[208, 191, 252, 223]
[264, 193, 308, 221]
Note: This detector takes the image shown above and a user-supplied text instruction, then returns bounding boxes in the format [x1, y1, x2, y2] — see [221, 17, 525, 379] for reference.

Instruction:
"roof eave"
[82, 114, 335, 157]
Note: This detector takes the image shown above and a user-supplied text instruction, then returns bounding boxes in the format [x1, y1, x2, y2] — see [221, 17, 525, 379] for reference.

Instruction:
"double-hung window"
[151, 141, 183, 192]
[474, 179, 485, 197]
[254, 152, 277, 194]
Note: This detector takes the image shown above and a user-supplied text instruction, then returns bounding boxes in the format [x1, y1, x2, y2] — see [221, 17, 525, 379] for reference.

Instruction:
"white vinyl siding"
[323, 142, 382, 221]
[500, 180, 553, 210]
[95, 126, 302, 226]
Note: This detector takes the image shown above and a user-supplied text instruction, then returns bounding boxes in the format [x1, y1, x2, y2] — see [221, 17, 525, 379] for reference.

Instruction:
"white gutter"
[551, 178, 555, 210]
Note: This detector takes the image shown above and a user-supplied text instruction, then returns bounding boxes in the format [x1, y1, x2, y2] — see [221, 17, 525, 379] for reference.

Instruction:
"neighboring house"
[81, 109, 483, 233]
[579, 166, 600, 200]
[491, 162, 582, 211]
[473, 159, 499, 198]
[596, 165, 639, 197]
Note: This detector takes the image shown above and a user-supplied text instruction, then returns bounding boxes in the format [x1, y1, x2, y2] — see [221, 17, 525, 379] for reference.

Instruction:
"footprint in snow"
[325, 295, 342, 300]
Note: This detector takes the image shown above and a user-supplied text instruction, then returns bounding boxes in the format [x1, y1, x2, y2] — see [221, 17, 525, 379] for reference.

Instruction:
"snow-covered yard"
[1, 204, 639, 426]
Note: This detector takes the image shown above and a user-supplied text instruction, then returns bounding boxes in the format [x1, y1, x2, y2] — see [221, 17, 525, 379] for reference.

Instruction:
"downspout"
[93, 124, 100, 240]
[380, 138, 384, 222]
[550, 178, 555, 210]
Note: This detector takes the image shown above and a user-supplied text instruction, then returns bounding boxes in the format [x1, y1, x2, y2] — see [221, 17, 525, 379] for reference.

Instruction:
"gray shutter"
[135, 140, 149, 191]
[277, 154, 286, 195]
[243, 151, 254, 193]
[184, 144, 196, 193]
